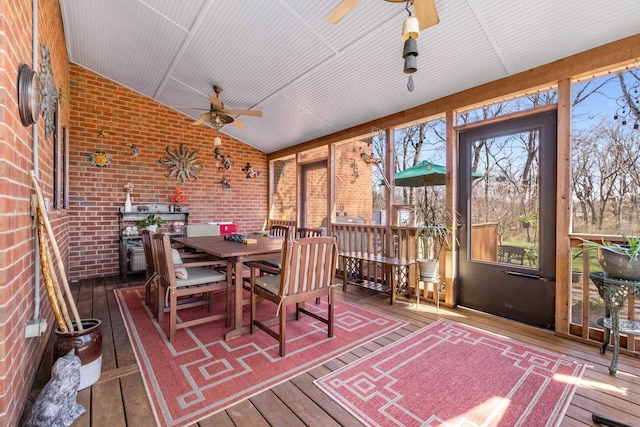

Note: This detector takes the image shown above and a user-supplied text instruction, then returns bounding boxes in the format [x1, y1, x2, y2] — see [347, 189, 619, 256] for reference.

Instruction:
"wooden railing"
[569, 234, 639, 356]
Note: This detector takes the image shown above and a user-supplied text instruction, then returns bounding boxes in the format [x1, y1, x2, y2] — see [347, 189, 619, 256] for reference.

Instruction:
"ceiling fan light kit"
[179, 85, 261, 133]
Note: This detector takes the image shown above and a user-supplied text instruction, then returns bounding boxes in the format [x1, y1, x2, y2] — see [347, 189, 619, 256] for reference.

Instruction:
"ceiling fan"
[325, 0, 439, 31]
[174, 85, 262, 130]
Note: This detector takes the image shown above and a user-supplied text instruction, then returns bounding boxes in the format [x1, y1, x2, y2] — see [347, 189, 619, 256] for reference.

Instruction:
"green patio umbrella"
[394, 160, 481, 187]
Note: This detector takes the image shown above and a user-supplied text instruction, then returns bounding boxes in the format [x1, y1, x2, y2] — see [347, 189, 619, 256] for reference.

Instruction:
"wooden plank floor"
[22, 274, 640, 426]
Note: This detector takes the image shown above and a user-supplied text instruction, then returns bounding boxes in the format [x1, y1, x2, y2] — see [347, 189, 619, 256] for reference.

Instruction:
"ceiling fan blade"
[232, 118, 247, 129]
[191, 113, 208, 126]
[208, 94, 223, 111]
[414, 0, 439, 30]
[325, 0, 361, 24]
[172, 105, 209, 111]
[222, 108, 263, 117]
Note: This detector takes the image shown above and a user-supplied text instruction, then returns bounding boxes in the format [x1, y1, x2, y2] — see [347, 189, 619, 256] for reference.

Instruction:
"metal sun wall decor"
[159, 143, 203, 183]
[39, 45, 59, 139]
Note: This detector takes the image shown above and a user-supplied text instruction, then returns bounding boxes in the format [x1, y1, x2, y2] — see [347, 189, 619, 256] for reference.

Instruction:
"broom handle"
[41, 216, 74, 331]
[36, 208, 67, 331]
[29, 170, 83, 331]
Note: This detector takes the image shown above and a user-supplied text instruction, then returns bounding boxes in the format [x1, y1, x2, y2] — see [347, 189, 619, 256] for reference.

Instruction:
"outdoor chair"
[152, 233, 231, 342]
[260, 224, 293, 269]
[498, 245, 525, 265]
[250, 236, 338, 357]
[296, 227, 324, 238]
[141, 230, 159, 309]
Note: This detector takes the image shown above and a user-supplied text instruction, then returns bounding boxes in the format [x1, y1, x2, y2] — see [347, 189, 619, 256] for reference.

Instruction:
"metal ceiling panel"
[142, 0, 206, 31]
[473, 0, 640, 75]
[60, 0, 190, 97]
[59, 0, 640, 153]
[167, 0, 335, 110]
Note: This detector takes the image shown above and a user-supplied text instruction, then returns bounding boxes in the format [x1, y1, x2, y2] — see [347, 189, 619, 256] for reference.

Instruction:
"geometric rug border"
[314, 318, 587, 427]
[114, 286, 408, 427]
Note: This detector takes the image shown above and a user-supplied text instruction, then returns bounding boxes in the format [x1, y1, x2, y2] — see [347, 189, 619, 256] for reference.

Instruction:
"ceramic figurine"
[23, 350, 85, 427]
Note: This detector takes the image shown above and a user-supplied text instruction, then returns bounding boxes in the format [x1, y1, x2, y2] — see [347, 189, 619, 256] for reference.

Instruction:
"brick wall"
[67, 66, 268, 280]
[334, 141, 374, 222]
[0, 1, 69, 425]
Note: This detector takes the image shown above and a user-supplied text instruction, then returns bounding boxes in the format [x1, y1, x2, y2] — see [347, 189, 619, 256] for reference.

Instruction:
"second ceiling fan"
[325, 0, 439, 31]
[178, 85, 262, 130]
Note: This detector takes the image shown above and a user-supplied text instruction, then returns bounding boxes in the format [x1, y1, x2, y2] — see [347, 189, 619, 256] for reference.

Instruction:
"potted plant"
[136, 214, 167, 232]
[416, 223, 451, 280]
[580, 234, 640, 281]
[414, 191, 458, 281]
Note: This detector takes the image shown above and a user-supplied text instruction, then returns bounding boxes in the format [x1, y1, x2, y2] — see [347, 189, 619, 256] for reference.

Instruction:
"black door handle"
[504, 270, 555, 282]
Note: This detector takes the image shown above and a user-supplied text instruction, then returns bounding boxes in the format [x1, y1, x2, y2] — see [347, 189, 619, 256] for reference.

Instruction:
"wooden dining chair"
[250, 236, 338, 357]
[269, 224, 291, 239]
[296, 227, 323, 238]
[152, 233, 231, 342]
[261, 224, 293, 269]
[141, 230, 158, 308]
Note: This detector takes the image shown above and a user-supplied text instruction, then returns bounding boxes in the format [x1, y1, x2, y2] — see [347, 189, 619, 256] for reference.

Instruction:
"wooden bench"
[340, 251, 416, 304]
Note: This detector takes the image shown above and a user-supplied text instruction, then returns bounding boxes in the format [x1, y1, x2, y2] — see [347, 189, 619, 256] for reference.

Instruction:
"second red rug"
[315, 319, 585, 427]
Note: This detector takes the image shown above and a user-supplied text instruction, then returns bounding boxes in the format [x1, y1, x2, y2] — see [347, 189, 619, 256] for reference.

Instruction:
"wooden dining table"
[172, 235, 284, 340]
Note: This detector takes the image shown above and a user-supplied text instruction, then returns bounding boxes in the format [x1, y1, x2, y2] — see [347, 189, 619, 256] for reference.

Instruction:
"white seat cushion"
[255, 274, 281, 296]
[171, 248, 188, 279]
[176, 267, 225, 287]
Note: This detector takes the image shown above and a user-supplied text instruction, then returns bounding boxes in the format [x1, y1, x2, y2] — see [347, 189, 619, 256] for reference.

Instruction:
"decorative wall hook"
[130, 144, 139, 158]
[242, 163, 260, 179]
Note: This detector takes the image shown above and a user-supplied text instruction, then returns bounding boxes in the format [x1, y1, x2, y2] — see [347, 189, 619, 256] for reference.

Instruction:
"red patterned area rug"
[114, 287, 405, 427]
[316, 319, 586, 427]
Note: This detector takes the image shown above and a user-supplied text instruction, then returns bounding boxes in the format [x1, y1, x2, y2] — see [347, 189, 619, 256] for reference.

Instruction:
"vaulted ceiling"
[59, 0, 640, 153]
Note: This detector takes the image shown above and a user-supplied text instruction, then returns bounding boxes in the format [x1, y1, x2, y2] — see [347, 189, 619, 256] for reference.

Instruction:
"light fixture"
[213, 136, 222, 146]
[210, 111, 234, 130]
[401, 4, 420, 92]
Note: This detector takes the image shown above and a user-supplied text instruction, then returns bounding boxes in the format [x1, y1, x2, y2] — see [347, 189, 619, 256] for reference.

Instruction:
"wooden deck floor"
[22, 274, 640, 426]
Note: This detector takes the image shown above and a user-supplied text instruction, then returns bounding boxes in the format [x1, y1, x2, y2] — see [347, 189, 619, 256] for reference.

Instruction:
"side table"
[589, 271, 640, 375]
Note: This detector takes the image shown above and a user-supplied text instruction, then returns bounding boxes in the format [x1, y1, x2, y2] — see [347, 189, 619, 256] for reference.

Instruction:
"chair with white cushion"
[250, 236, 338, 357]
[152, 233, 230, 342]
